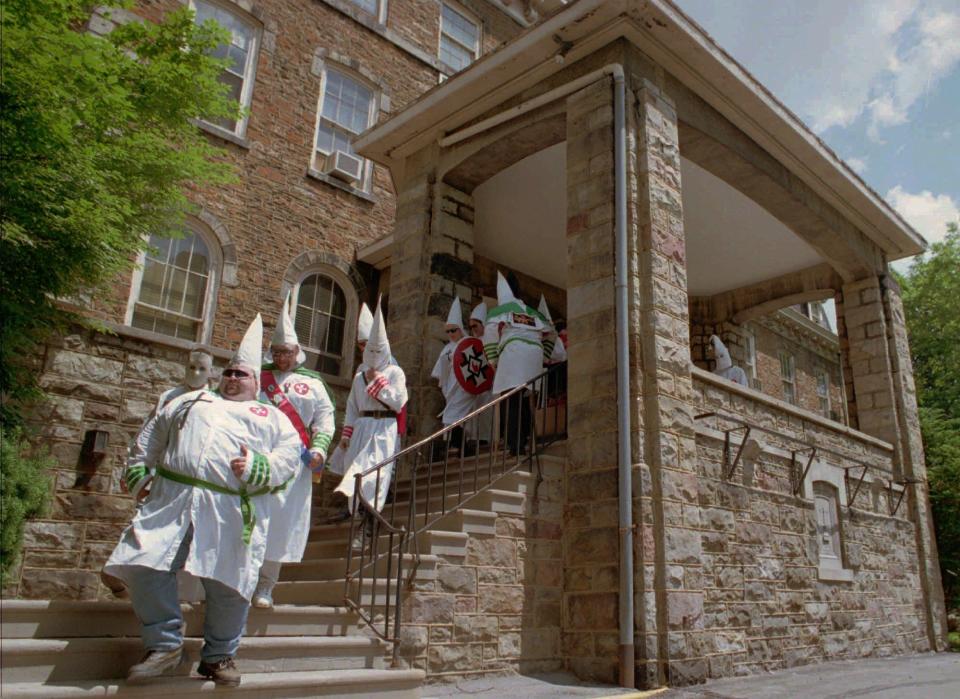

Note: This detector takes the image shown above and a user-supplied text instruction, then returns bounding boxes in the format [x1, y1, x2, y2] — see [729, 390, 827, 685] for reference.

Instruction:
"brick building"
[1, 0, 948, 697]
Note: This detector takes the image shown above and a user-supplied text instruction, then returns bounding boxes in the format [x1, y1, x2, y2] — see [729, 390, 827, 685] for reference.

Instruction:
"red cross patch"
[249, 406, 268, 417]
[293, 382, 309, 395]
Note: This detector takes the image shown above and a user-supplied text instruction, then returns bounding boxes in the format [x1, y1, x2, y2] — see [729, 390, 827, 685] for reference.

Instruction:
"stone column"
[387, 147, 476, 439]
[562, 78, 624, 685]
[881, 277, 949, 651]
[629, 78, 704, 687]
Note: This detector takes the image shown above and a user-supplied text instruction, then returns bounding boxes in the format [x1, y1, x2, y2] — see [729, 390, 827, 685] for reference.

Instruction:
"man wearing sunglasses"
[104, 314, 301, 688]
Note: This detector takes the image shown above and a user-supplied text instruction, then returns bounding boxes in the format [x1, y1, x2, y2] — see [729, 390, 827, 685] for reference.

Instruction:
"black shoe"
[324, 508, 352, 524]
[197, 657, 241, 687]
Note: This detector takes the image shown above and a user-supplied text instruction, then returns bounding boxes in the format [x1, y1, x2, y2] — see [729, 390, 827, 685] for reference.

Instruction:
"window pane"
[293, 272, 348, 374]
[193, 0, 255, 134]
[183, 272, 207, 318]
[442, 4, 479, 50]
[316, 123, 335, 154]
[440, 39, 473, 72]
[350, 0, 378, 17]
[139, 259, 165, 307]
[322, 70, 372, 134]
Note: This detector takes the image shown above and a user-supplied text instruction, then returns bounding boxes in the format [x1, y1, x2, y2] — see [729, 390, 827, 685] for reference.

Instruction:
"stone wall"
[398, 459, 565, 679]
[3, 325, 352, 601]
[689, 371, 930, 677]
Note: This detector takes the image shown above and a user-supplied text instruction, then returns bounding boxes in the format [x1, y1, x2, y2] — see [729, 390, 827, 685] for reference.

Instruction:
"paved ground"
[422, 653, 960, 698]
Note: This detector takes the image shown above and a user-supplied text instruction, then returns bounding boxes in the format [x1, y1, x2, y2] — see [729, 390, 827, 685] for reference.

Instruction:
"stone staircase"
[0, 441, 564, 694]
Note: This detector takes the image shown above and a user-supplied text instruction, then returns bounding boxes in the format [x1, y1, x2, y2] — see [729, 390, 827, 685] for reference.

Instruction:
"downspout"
[612, 65, 634, 690]
[438, 63, 635, 689]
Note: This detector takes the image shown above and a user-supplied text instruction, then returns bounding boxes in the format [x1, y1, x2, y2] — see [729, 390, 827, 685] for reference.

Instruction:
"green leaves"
[0, 0, 238, 424]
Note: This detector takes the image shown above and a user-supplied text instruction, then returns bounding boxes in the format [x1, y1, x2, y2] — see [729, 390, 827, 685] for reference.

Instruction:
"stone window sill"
[195, 120, 252, 150]
[817, 564, 854, 582]
[306, 168, 377, 203]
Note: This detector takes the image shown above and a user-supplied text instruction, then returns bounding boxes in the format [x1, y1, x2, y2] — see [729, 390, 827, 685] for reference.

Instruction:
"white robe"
[330, 365, 408, 512]
[484, 314, 544, 395]
[259, 367, 335, 563]
[105, 389, 301, 600]
[715, 365, 749, 387]
[431, 341, 476, 426]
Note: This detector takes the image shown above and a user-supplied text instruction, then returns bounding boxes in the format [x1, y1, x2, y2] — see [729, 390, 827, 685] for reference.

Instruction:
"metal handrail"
[343, 362, 567, 665]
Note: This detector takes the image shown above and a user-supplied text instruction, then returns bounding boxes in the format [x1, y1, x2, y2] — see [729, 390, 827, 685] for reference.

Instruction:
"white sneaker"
[127, 646, 185, 684]
[252, 589, 273, 609]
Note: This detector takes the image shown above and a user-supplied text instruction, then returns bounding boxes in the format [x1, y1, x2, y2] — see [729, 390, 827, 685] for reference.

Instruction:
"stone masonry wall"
[397, 458, 565, 679]
[690, 373, 930, 678]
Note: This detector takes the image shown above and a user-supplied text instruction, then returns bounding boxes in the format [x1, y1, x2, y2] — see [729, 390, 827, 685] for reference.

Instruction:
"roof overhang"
[355, 0, 925, 260]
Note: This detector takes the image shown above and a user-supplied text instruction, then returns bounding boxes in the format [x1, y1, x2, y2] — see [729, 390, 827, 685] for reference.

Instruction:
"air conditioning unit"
[323, 150, 363, 184]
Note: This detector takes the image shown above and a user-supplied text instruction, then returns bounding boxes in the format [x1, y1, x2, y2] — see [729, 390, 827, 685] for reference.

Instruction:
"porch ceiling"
[469, 146, 823, 296]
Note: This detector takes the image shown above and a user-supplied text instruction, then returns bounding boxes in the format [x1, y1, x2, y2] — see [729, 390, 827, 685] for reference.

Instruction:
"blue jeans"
[121, 527, 250, 662]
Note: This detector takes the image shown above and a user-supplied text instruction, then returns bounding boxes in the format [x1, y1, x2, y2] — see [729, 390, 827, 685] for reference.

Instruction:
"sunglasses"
[271, 348, 297, 356]
[445, 328, 460, 334]
[222, 369, 252, 379]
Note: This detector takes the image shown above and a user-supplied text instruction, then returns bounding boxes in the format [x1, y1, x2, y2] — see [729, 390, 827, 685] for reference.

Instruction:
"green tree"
[899, 222, 960, 607]
[0, 0, 238, 425]
[0, 429, 54, 583]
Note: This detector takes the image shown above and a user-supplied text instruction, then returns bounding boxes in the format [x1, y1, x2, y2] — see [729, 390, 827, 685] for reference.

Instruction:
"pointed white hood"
[538, 294, 553, 326]
[710, 335, 732, 372]
[363, 299, 391, 371]
[445, 297, 464, 330]
[470, 302, 487, 324]
[230, 314, 263, 380]
[267, 292, 306, 365]
[496, 271, 516, 306]
[357, 303, 374, 343]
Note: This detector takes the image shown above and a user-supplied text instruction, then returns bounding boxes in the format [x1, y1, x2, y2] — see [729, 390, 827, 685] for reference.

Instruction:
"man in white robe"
[710, 334, 749, 387]
[253, 292, 336, 608]
[483, 272, 545, 455]
[332, 300, 408, 531]
[468, 301, 495, 444]
[431, 297, 476, 455]
[104, 315, 301, 687]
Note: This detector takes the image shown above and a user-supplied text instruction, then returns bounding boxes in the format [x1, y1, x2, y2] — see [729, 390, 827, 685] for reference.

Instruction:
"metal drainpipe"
[612, 66, 634, 690]
[437, 63, 634, 688]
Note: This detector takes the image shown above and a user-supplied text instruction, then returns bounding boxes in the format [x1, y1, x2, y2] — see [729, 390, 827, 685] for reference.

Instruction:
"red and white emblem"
[249, 405, 268, 417]
[293, 382, 309, 395]
[453, 337, 494, 395]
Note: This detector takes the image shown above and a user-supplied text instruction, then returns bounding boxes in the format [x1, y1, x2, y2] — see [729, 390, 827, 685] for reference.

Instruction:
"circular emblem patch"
[453, 337, 494, 395]
[249, 406, 268, 417]
[294, 382, 309, 395]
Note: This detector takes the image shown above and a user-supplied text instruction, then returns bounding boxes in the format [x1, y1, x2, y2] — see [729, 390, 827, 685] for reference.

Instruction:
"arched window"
[127, 221, 221, 342]
[293, 271, 350, 376]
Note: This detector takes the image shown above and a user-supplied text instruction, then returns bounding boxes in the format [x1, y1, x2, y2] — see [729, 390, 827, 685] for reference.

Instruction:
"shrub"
[0, 428, 54, 583]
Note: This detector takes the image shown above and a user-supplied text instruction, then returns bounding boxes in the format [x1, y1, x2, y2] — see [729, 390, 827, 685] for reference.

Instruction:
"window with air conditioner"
[313, 68, 376, 191]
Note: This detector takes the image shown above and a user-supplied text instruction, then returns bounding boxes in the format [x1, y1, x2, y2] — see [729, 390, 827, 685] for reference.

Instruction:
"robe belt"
[156, 466, 290, 546]
[360, 410, 395, 419]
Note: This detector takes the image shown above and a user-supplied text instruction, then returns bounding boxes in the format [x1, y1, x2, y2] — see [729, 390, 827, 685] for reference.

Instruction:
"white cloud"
[886, 185, 959, 245]
[846, 156, 869, 174]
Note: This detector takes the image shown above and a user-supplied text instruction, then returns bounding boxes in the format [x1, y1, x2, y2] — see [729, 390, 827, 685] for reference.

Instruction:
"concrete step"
[0, 600, 359, 639]
[431, 508, 498, 537]
[281, 554, 439, 583]
[0, 635, 390, 683]
[371, 488, 525, 527]
[272, 578, 400, 608]
[392, 469, 534, 501]
[0, 667, 425, 698]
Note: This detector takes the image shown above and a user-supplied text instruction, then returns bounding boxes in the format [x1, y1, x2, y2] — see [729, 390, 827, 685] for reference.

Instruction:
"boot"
[197, 657, 241, 686]
[126, 646, 185, 684]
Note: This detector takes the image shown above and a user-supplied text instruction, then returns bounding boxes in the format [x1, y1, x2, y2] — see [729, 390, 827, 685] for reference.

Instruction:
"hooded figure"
[538, 294, 567, 364]
[431, 297, 476, 432]
[710, 334, 749, 387]
[469, 301, 487, 338]
[357, 303, 374, 346]
[104, 314, 301, 686]
[331, 299, 408, 515]
[483, 271, 545, 394]
[253, 292, 336, 608]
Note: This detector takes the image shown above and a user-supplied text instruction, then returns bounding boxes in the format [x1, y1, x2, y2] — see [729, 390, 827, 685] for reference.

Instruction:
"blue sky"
[674, 0, 960, 269]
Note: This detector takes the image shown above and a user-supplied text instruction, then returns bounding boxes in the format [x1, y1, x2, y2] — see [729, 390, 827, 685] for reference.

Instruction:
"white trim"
[189, 0, 262, 139]
[125, 217, 223, 344]
[348, 0, 388, 24]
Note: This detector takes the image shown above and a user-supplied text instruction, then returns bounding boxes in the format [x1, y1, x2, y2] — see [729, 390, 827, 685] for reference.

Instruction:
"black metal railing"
[343, 362, 567, 665]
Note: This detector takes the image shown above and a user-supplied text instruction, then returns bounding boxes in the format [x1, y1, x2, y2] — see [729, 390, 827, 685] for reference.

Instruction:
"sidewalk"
[422, 653, 960, 699]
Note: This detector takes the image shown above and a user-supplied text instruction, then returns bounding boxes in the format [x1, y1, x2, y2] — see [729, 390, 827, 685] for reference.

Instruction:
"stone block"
[399, 625, 428, 656]
[19, 568, 98, 600]
[480, 586, 524, 615]
[466, 538, 515, 568]
[427, 643, 482, 674]
[404, 594, 455, 624]
[567, 592, 617, 630]
[666, 527, 702, 564]
[453, 614, 497, 643]
[667, 592, 704, 630]
[48, 351, 124, 385]
[23, 521, 82, 550]
[437, 565, 477, 594]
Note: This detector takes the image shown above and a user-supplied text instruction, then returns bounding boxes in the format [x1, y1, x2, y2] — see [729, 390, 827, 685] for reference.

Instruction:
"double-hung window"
[349, 0, 387, 23]
[816, 368, 831, 418]
[294, 272, 349, 376]
[192, 0, 260, 136]
[129, 226, 220, 342]
[744, 330, 758, 389]
[439, 3, 480, 73]
[314, 68, 376, 190]
[779, 351, 797, 405]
